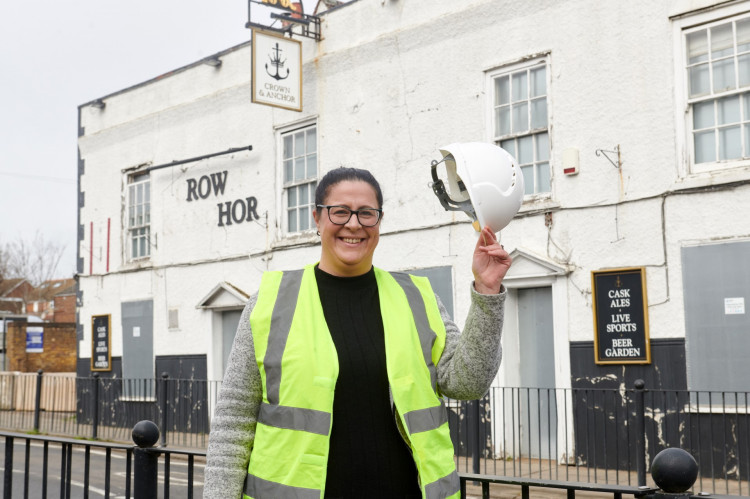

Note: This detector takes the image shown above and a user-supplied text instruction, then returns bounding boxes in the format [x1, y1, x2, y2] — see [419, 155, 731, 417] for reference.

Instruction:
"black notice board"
[591, 267, 651, 364]
[91, 314, 112, 372]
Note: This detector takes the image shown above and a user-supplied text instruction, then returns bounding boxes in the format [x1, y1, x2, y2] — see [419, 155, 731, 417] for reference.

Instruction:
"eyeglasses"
[317, 205, 383, 227]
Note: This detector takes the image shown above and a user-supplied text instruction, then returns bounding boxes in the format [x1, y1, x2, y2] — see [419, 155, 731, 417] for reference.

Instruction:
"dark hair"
[314, 167, 383, 213]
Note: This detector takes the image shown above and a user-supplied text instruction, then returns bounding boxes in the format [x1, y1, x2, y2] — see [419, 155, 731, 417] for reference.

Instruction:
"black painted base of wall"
[570, 338, 687, 391]
[75, 355, 208, 434]
[568, 339, 750, 479]
[569, 339, 687, 470]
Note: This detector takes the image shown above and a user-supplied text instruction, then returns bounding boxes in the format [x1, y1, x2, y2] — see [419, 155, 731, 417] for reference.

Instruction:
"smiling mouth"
[341, 237, 363, 244]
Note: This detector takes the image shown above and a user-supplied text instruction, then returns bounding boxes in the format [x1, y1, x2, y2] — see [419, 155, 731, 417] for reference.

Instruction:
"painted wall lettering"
[185, 171, 261, 227]
[186, 171, 229, 201]
[218, 197, 260, 226]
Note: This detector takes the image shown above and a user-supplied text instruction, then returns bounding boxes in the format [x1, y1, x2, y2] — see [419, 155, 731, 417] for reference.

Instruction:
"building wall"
[76, 0, 750, 391]
[0, 300, 24, 315]
[53, 294, 76, 323]
[0, 281, 34, 314]
[1, 280, 33, 300]
[7, 322, 77, 372]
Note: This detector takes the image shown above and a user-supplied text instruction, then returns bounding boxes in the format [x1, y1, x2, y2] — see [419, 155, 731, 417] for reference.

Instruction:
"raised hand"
[472, 226, 512, 294]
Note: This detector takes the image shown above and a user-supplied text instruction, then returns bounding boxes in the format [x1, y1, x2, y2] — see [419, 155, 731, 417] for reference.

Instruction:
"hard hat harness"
[429, 142, 524, 233]
[430, 157, 478, 222]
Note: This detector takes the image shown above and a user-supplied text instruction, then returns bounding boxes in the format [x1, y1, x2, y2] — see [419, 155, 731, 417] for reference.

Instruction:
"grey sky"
[1, 0, 313, 278]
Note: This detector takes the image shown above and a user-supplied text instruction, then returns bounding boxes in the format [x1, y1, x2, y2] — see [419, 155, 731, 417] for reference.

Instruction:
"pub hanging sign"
[252, 29, 302, 112]
[91, 314, 112, 372]
[591, 267, 651, 365]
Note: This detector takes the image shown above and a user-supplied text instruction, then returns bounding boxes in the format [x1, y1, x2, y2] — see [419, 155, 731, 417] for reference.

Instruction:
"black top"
[315, 265, 421, 498]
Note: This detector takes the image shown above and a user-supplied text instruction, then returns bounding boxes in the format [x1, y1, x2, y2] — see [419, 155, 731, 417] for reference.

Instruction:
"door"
[221, 309, 242, 378]
[518, 287, 556, 458]
[121, 300, 154, 398]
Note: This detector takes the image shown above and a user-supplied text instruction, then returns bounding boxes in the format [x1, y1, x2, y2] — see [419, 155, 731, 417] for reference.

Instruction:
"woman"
[205, 167, 510, 498]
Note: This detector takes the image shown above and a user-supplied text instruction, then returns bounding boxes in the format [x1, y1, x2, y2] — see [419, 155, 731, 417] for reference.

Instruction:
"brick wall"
[53, 294, 76, 323]
[7, 322, 77, 372]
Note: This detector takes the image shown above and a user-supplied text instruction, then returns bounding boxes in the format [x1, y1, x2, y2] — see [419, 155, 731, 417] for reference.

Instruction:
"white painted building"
[77, 0, 750, 456]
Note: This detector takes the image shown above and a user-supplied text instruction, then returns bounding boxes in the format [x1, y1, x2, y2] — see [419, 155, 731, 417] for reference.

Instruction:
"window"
[490, 60, 550, 196]
[683, 13, 750, 170]
[282, 125, 317, 233]
[128, 173, 151, 260]
[682, 240, 750, 393]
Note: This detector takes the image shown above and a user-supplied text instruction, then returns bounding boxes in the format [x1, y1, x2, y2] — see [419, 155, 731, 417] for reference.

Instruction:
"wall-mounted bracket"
[595, 145, 621, 169]
[246, 0, 321, 41]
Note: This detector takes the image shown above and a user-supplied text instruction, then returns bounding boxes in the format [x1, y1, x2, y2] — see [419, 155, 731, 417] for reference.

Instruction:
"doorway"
[221, 309, 242, 378]
[518, 286, 556, 458]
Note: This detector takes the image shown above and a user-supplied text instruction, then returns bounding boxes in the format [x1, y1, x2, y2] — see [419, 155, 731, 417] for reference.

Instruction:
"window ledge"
[519, 195, 560, 214]
[673, 164, 750, 192]
[120, 259, 154, 272]
[271, 230, 319, 250]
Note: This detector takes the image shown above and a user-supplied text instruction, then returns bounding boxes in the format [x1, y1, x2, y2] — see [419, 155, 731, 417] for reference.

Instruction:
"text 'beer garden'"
[592, 268, 651, 364]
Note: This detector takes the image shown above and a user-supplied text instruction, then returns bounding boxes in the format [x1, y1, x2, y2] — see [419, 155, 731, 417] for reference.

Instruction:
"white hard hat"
[430, 142, 524, 232]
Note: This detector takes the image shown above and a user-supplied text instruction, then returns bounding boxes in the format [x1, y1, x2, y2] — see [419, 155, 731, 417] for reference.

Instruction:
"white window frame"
[673, 3, 750, 176]
[127, 172, 151, 261]
[278, 120, 318, 236]
[486, 55, 552, 200]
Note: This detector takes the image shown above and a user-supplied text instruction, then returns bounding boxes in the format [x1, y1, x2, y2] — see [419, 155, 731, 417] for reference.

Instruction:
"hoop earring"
[317, 230, 320, 236]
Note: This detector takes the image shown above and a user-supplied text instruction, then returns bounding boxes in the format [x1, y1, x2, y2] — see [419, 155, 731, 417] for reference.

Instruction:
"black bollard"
[33, 369, 43, 432]
[92, 373, 100, 440]
[133, 420, 161, 499]
[651, 448, 699, 497]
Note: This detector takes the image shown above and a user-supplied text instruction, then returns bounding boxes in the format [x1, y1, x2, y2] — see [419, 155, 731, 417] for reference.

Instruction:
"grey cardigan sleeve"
[204, 295, 261, 499]
[436, 283, 506, 400]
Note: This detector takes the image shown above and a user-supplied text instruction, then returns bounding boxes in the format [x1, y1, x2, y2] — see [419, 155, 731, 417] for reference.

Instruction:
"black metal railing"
[460, 447, 746, 498]
[0, 425, 204, 498]
[0, 371, 221, 449]
[1, 419, 747, 498]
[1, 372, 749, 496]
[446, 383, 750, 495]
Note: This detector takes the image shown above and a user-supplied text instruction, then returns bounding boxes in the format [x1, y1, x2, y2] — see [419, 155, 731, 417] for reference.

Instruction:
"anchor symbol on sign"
[266, 43, 290, 81]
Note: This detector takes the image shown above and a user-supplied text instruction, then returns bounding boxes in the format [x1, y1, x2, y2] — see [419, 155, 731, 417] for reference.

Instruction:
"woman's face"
[313, 180, 382, 277]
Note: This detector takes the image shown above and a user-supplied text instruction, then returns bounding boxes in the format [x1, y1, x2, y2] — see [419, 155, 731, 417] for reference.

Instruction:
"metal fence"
[447, 385, 750, 496]
[0, 422, 727, 499]
[0, 371, 222, 449]
[0, 427, 204, 498]
[1, 372, 749, 495]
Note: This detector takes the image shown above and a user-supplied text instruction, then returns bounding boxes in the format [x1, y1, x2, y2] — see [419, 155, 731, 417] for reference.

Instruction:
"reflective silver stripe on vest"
[424, 469, 460, 499]
[264, 269, 304, 405]
[258, 402, 331, 436]
[403, 400, 448, 434]
[391, 272, 438, 392]
[244, 473, 320, 499]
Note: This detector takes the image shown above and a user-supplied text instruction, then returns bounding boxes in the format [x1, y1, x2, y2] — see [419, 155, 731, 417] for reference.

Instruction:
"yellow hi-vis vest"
[243, 264, 459, 499]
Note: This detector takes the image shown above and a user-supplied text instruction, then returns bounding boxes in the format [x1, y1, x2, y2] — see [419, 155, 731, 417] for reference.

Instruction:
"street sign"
[26, 325, 43, 353]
